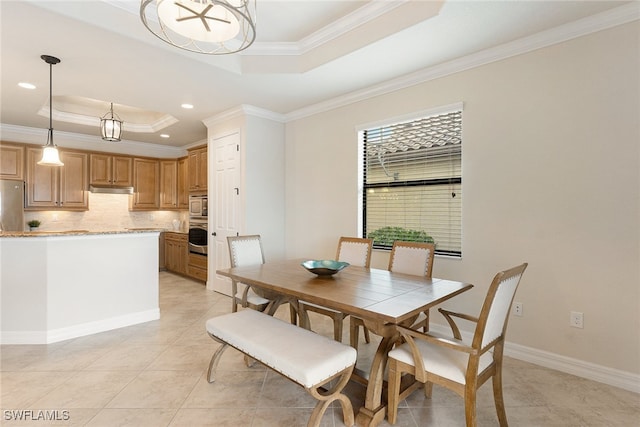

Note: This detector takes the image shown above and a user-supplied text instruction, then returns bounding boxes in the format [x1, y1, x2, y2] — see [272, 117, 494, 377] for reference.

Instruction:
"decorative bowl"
[301, 260, 350, 276]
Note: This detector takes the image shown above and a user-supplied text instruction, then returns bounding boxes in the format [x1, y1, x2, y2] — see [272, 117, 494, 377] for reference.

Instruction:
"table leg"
[355, 334, 397, 427]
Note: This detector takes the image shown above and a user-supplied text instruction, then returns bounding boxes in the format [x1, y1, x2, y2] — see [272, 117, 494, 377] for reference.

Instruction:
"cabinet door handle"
[212, 232, 217, 236]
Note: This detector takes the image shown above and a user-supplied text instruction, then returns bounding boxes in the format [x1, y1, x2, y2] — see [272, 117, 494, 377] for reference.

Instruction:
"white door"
[209, 132, 241, 295]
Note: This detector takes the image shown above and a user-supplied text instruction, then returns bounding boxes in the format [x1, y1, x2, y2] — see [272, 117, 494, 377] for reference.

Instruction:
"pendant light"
[37, 54, 63, 166]
[100, 102, 123, 142]
[140, 0, 256, 55]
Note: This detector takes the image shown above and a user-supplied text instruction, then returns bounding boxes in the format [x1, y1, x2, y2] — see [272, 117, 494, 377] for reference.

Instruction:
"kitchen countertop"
[0, 229, 168, 237]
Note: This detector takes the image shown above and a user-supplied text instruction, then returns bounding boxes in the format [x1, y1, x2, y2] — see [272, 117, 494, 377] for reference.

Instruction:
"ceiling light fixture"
[38, 55, 63, 167]
[100, 102, 123, 142]
[140, 0, 256, 55]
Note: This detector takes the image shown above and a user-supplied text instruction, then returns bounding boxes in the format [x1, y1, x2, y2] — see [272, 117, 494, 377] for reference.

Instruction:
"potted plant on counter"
[27, 220, 41, 231]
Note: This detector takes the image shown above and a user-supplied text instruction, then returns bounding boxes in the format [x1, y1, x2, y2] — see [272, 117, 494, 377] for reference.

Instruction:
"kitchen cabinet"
[164, 232, 187, 275]
[187, 252, 208, 282]
[177, 156, 188, 209]
[159, 232, 165, 271]
[159, 160, 178, 209]
[188, 146, 207, 192]
[160, 158, 189, 210]
[164, 232, 206, 282]
[130, 158, 159, 210]
[25, 148, 88, 210]
[0, 143, 24, 180]
[90, 154, 132, 187]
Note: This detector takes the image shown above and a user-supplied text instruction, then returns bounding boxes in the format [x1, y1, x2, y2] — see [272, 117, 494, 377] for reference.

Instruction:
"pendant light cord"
[48, 60, 53, 134]
[40, 55, 60, 145]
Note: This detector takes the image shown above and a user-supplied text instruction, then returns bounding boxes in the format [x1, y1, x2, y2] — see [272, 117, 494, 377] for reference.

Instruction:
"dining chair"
[298, 237, 373, 343]
[386, 263, 528, 426]
[227, 235, 297, 321]
[349, 240, 435, 348]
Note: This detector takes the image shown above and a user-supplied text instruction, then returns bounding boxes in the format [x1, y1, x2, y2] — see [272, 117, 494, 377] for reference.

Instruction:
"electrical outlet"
[513, 302, 523, 317]
[570, 311, 584, 328]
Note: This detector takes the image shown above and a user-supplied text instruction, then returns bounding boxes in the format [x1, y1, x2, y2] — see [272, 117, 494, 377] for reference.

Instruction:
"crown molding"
[202, 104, 286, 127]
[0, 124, 186, 158]
[248, 0, 406, 56]
[284, 3, 640, 122]
[39, 107, 178, 133]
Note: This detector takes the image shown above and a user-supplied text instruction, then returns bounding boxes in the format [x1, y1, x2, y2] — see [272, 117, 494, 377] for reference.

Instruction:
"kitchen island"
[0, 230, 161, 344]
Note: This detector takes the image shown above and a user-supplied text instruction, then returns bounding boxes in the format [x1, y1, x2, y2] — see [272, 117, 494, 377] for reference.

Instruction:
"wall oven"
[188, 219, 208, 255]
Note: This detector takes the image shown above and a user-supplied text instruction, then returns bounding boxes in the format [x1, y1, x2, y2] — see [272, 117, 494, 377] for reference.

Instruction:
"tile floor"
[1, 272, 638, 426]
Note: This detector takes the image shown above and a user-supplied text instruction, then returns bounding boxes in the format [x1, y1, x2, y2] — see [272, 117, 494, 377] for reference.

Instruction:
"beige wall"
[284, 22, 640, 374]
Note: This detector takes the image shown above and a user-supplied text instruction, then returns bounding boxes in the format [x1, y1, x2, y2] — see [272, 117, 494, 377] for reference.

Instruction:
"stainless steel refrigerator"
[0, 180, 25, 231]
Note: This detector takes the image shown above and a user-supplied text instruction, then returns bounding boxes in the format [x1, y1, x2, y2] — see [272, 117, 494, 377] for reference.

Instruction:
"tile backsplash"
[24, 193, 189, 232]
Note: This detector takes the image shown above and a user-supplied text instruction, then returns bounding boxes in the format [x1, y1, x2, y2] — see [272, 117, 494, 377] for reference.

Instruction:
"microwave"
[189, 195, 208, 218]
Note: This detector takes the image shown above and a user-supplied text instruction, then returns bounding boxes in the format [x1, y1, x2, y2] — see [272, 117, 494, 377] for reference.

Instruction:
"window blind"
[362, 110, 462, 256]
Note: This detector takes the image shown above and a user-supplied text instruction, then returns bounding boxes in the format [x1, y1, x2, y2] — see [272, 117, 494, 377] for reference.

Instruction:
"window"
[360, 105, 462, 256]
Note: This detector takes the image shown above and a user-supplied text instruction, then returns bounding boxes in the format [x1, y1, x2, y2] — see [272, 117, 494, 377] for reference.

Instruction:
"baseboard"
[0, 309, 160, 345]
[429, 324, 640, 394]
[504, 341, 640, 394]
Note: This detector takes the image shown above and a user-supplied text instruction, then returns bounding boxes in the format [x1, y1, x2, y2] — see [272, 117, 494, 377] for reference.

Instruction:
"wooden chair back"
[336, 237, 373, 268]
[473, 263, 528, 350]
[388, 241, 435, 277]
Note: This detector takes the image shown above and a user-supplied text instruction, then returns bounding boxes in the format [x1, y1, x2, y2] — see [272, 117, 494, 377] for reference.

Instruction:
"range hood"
[90, 185, 134, 195]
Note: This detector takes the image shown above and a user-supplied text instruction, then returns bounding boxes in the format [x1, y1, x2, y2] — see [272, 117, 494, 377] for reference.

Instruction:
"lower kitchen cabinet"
[187, 252, 208, 282]
[163, 232, 207, 282]
[164, 232, 187, 275]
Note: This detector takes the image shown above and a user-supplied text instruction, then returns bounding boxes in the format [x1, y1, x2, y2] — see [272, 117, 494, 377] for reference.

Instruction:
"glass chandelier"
[140, 0, 256, 55]
[100, 103, 123, 142]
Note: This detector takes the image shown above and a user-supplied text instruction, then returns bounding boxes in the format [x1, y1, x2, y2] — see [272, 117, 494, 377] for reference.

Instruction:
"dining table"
[216, 258, 473, 427]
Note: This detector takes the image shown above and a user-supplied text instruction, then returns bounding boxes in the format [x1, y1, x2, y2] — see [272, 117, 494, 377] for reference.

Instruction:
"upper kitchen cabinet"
[177, 157, 188, 209]
[25, 148, 89, 210]
[160, 160, 178, 209]
[0, 143, 24, 180]
[160, 158, 189, 210]
[90, 154, 133, 187]
[130, 158, 159, 210]
[188, 146, 207, 193]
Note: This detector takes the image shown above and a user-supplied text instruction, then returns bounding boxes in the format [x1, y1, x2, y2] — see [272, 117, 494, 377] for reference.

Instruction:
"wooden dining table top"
[216, 258, 473, 325]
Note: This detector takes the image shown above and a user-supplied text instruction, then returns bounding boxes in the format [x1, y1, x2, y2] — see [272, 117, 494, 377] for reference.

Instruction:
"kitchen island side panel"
[0, 238, 48, 342]
[46, 233, 159, 330]
[0, 231, 160, 344]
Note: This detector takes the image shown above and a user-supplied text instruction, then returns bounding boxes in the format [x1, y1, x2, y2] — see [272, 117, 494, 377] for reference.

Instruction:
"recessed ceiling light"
[160, 134, 170, 138]
[18, 82, 36, 89]
[181, 103, 194, 109]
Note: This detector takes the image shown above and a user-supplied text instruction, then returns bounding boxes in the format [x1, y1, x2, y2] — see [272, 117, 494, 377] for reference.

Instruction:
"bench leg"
[207, 340, 229, 383]
[307, 366, 355, 427]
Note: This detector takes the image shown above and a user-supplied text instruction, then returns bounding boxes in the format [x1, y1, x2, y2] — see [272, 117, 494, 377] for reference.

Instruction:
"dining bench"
[205, 309, 357, 427]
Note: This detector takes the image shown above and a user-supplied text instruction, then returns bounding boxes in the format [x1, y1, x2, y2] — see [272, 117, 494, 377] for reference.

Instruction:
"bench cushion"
[206, 309, 357, 389]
